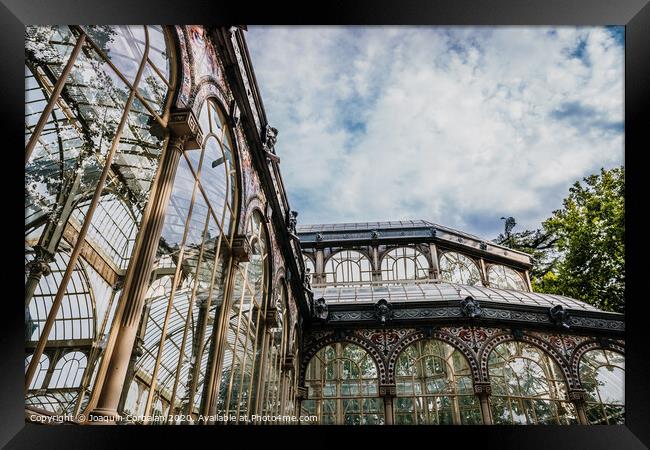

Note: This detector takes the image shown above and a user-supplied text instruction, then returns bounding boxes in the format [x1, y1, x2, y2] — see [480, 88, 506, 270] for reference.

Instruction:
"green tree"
[495, 167, 624, 313]
[541, 167, 624, 313]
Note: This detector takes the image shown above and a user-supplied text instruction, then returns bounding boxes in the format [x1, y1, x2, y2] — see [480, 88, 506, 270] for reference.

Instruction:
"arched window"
[25, 353, 50, 390]
[487, 265, 527, 291]
[380, 247, 429, 281]
[324, 250, 372, 285]
[25, 392, 78, 415]
[302, 342, 384, 425]
[26, 249, 95, 342]
[217, 210, 269, 420]
[260, 281, 292, 417]
[48, 351, 88, 389]
[25, 24, 176, 407]
[128, 97, 238, 422]
[488, 341, 577, 424]
[71, 192, 140, 270]
[439, 252, 481, 286]
[25, 25, 174, 236]
[394, 339, 481, 424]
[579, 349, 624, 424]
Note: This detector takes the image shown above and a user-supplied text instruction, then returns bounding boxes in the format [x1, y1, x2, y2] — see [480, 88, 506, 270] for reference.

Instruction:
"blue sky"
[246, 26, 624, 239]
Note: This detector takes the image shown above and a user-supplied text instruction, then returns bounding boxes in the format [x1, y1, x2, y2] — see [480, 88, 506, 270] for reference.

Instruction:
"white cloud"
[246, 26, 624, 239]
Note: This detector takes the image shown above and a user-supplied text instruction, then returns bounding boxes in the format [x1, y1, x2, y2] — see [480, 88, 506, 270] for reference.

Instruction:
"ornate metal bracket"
[262, 124, 279, 162]
[567, 389, 588, 403]
[112, 276, 125, 291]
[283, 352, 294, 371]
[480, 242, 488, 251]
[313, 297, 329, 321]
[460, 296, 483, 318]
[231, 234, 252, 263]
[168, 108, 203, 150]
[473, 382, 492, 396]
[25, 247, 54, 277]
[429, 227, 437, 237]
[549, 304, 571, 329]
[262, 124, 278, 149]
[374, 299, 393, 326]
[287, 210, 299, 242]
[296, 386, 308, 400]
[265, 305, 280, 328]
[379, 384, 397, 397]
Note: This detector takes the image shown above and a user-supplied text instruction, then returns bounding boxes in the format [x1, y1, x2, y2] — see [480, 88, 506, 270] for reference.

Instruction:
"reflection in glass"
[381, 247, 429, 281]
[127, 97, 237, 422]
[579, 349, 624, 424]
[488, 341, 577, 424]
[216, 211, 267, 421]
[394, 339, 481, 424]
[25, 24, 174, 416]
[439, 252, 481, 286]
[487, 265, 527, 291]
[260, 282, 296, 419]
[302, 342, 384, 425]
[324, 250, 372, 285]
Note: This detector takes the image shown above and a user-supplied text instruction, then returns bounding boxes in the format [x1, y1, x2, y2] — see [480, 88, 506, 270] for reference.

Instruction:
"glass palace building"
[24, 25, 624, 425]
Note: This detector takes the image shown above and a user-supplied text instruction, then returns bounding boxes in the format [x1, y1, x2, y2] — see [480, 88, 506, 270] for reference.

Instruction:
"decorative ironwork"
[473, 382, 492, 395]
[262, 124, 278, 150]
[567, 389, 588, 402]
[379, 384, 397, 397]
[313, 297, 329, 321]
[460, 296, 483, 318]
[549, 305, 571, 329]
[231, 234, 252, 263]
[265, 305, 280, 328]
[322, 302, 624, 333]
[25, 248, 54, 277]
[374, 299, 393, 325]
[168, 108, 203, 150]
[287, 210, 298, 235]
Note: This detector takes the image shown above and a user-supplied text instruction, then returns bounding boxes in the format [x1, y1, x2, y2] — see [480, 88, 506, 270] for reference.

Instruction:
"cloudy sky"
[246, 26, 624, 239]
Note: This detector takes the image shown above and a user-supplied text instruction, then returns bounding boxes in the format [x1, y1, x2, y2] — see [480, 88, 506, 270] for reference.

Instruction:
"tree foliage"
[494, 167, 624, 313]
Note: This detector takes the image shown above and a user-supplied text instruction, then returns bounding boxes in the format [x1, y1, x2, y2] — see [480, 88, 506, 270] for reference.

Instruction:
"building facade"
[24, 25, 624, 425]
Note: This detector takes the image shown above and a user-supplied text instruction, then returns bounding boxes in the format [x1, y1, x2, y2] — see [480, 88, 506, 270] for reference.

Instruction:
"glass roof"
[296, 220, 435, 233]
[311, 280, 607, 313]
[297, 219, 486, 242]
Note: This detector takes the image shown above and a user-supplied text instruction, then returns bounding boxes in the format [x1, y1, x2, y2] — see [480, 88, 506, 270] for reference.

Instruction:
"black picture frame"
[3, 0, 649, 448]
